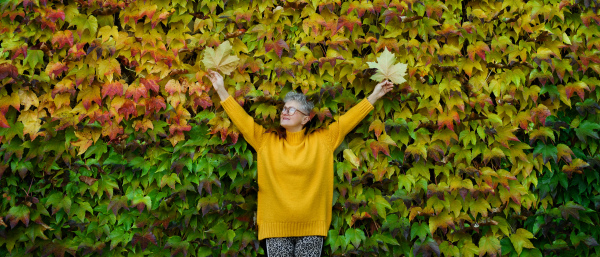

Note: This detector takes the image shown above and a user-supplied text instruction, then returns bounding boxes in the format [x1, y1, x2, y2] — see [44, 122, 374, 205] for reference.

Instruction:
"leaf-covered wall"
[1, 0, 600, 256]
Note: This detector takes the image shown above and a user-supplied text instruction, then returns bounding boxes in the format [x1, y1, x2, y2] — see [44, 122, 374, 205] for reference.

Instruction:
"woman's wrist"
[367, 94, 378, 105]
[217, 87, 230, 101]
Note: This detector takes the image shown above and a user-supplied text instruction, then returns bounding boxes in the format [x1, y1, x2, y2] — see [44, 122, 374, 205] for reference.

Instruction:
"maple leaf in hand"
[202, 41, 240, 75]
[367, 47, 408, 84]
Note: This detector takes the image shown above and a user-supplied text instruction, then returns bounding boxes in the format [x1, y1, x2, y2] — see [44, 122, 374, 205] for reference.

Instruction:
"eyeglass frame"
[281, 106, 308, 116]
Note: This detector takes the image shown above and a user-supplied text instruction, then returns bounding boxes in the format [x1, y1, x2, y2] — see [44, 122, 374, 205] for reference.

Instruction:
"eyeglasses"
[281, 106, 307, 116]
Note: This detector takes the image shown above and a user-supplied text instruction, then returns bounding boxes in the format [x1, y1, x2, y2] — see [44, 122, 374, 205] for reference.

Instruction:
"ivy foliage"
[1, 0, 600, 256]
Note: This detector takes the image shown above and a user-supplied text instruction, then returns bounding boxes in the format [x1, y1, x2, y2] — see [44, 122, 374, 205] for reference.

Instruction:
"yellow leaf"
[343, 149, 360, 168]
[509, 228, 535, 255]
[18, 110, 42, 140]
[367, 47, 407, 84]
[202, 41, 240, 75]
[18, 87, 39, 111]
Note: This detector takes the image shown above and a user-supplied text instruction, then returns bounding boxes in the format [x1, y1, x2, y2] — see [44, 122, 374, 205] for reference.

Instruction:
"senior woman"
[206, 70, 394, 256]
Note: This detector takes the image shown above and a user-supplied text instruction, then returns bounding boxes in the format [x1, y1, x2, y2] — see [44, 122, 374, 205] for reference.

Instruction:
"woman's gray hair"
[283, 91, 314, 114]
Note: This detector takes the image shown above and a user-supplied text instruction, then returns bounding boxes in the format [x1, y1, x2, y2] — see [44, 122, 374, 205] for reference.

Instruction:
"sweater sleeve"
[220, 95, 265, 150]
[326, 98, 374, 150]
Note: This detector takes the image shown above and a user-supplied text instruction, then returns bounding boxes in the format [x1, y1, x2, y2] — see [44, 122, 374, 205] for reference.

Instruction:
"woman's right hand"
[206, 69, 230, 101]
[206, 69, 224, 91]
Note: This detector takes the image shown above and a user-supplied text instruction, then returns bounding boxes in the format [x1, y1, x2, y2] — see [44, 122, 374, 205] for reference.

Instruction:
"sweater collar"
[286, 128, 306, 144]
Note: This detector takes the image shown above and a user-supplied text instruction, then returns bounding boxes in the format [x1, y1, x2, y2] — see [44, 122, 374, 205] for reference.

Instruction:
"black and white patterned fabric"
[265, 236, 323, 257]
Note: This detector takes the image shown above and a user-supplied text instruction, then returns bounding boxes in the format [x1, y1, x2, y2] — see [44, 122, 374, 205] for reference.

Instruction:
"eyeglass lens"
[283, 107, 297, 115]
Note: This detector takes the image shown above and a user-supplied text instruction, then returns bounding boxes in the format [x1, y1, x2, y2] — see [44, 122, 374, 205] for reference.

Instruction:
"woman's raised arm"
[206, 70, 265, 150]
[326, 80, 394, 149]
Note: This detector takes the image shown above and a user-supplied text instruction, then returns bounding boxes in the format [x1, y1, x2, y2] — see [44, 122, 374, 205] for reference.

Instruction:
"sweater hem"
[258, 221, 328, 240]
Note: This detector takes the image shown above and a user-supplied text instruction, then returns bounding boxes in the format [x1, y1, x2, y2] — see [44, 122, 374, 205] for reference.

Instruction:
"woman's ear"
[301, 115, 310, 125]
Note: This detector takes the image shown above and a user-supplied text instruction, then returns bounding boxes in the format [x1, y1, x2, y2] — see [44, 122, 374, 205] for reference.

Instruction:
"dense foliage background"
[1, 0, 600, 256]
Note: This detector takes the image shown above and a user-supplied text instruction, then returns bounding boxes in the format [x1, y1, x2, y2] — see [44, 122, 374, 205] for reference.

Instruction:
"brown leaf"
[79, 176, 98, 186]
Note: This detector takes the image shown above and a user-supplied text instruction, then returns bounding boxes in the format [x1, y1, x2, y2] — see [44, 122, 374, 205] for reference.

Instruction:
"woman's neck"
[285, 126, 304, 133]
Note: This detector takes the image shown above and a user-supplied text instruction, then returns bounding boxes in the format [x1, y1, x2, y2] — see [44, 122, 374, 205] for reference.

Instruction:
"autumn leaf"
[202, 41, 240, 75]
[367, 47, 408, 84]
[509, 228, 535, 256]
[6, 205, 30, 228]
[343, 149, 360, 167]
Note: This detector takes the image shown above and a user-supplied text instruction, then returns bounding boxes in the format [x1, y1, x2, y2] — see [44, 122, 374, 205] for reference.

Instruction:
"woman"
[207, 70, 394, 256]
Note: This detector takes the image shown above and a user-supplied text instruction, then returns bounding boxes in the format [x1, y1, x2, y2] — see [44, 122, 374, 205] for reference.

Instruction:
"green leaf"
[574, 121, 600, 143]
[509, 228, 535, 256]
[411, 222, 430, 241]
[373, 195, 391, 219]
[44, 193, 72, 215]
[6, 205, 30, 228]
[160, 173, 181, 189]
[460, 241, 479, 257]
[23, 50, 44, 69]
[479, 235, 501, 257]
[109, 227, 131, 250]
[344, 228, 366, 248]
[533, 143, 558, 164]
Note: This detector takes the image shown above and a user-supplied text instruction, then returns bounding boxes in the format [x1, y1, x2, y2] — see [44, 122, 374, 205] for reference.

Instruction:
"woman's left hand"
[367, 80, 394, 105]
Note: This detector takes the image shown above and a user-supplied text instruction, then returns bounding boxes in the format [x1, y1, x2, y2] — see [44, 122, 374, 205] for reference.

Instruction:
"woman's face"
[280, 100, 310, 131]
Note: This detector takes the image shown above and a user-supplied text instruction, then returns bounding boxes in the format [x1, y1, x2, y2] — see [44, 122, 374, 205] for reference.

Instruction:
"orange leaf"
[125, 82, 148, 103]
[530, 104, 551, 125]
[134, 119, 154, 133]
[102, 81, 124, 98]
[46, 62, 68, 79]
[51, 30, 74, 48]
[141, 77, 160, 93]
[369, 119, 385, 139]
[467, 41, 490, 61]
[437, 110, 460, 131]
[102, 122, 124, 141]
[77, 85, 102, 110]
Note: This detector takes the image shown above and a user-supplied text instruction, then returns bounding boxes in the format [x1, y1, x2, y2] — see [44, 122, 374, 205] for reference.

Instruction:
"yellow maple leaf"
[367, 47, 407, 84]
[202, 41, 240, 75]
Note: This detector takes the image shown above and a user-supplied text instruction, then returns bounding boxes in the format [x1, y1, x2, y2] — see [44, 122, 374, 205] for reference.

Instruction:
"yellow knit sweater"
[220, 95, 374, 240]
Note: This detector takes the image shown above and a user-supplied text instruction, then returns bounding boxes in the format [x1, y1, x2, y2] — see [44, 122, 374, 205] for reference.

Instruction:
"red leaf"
[581, 11, 600, 28]
[47, 62, 68, 79]
[102, 81, 124, 98]
[0, 63, 19, 80]
[169, 119, 192, 137]
[191, 92, 213, 110]
[88, 109, 111, 126]
[265, 39, 289, 58]
[68, 43, 86, 59]
[336, 15, 362, 32]
[141, 77, 160, 93]
[52, 79, 77, 98]
[132, 232, 158, 251]
[437, 110, 460, 131]
[467, 41, 490, 61]
[564, 82, 589, 100]
[0, 113, 9, 128]
[145, 96, 167, 114]
[46, 8, 65, 22]
[370, 141, 391, 158]
[11, 45, 28, 60]
[313, 107, 332, 122]
[530, 105, 551, 125]
[118, 99, 137, 120]
[126, 82, 148, 103]
[52, 30, 74, 49]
